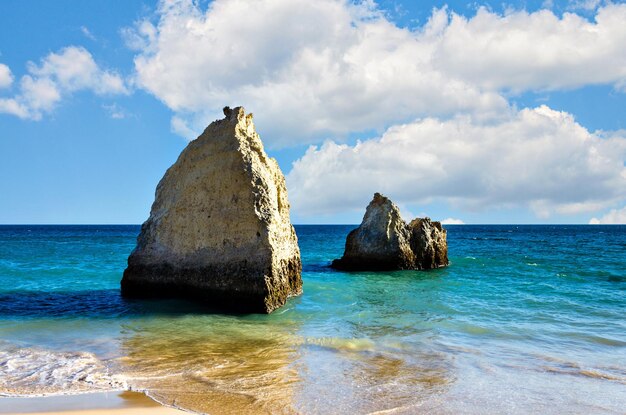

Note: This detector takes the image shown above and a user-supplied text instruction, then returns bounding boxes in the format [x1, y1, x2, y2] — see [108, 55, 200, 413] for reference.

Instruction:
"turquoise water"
[0, 225, 624, 414]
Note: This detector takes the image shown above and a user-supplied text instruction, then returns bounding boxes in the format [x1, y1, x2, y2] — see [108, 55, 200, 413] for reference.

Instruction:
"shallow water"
[0, 225, 624, 414]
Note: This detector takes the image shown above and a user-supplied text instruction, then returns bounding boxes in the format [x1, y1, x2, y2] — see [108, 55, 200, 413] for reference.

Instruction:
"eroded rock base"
[122, 257, 302, 314]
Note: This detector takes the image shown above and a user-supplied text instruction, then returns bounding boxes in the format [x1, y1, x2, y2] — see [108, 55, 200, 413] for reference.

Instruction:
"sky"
[1, 0, 626, 224]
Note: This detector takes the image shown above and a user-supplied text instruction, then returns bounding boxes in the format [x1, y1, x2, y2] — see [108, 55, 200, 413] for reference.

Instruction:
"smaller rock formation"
[331, 193, 448, 271]
[121, 106, 302, 313]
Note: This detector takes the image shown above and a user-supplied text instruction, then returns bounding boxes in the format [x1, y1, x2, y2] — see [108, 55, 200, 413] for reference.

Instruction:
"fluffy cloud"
[0, 98, 29, 119]
[129, 0, 508, 145]
[286, 106, 626, 218]
[441, 218, 465, 225]
[0, 64, 13, 89]
[0, 47, 128, 120]
[128, 1, 626, 144]
[433, 4, 626, 92]
[568, 0, 604, 11]
[589, 206, 626, 224]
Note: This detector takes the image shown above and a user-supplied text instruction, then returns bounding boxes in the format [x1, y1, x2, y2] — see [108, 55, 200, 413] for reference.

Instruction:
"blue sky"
[1, 0, 625, 224]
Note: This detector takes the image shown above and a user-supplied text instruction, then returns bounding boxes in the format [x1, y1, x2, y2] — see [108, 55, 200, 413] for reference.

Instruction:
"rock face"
[121, 106, 302, 313]
[331, 193, 448, 271]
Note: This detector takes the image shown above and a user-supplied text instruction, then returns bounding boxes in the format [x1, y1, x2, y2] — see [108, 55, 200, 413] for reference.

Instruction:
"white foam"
[0, 343, 127, 397]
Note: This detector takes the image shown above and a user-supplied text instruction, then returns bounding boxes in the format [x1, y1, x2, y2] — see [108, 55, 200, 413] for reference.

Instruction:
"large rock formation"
[121, 106, 302, 313]
[331, 193, 448, 271]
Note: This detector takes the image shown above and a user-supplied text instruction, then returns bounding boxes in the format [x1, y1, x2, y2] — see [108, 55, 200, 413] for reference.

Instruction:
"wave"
[0, 342, 127, 396]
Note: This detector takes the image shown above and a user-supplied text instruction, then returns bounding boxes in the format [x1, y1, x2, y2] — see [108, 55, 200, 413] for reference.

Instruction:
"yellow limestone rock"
[122, 107, 302, 313]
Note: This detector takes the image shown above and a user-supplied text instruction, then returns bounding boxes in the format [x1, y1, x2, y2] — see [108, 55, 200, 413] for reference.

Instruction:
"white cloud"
[170, 115, 198, 139]
[0, 98, 29, 118]
[0, 46, 128, 120]
[129, 0, 508, 145]
[433, 4, 626, 92]
[286, 105, 626, 218]
[568, 0, 603, 11]
[121, 20, 158, 52]
[102, 103, 130, 119]
[441, 218, 465, 225]
[127, 1, 626, 144]
[0, 64, 13, 89]
[19, 75, 61, 113]
[80, 26, 96, 41]
[27, 47, 127, 95]
[589, 206, 626, 224]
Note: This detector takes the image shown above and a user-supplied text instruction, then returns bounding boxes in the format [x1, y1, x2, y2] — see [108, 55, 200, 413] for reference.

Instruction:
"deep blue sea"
[0, 225, 624, 414]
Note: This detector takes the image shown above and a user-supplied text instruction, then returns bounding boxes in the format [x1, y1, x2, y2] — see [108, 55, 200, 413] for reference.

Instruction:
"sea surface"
[0, 225, 624, 414]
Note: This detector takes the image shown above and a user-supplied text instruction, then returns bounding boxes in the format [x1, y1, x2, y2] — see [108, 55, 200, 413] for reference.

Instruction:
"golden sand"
[0, 391, 186, 415]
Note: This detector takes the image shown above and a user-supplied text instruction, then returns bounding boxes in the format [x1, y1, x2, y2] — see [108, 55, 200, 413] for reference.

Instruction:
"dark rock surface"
[331, 193, 448, 271]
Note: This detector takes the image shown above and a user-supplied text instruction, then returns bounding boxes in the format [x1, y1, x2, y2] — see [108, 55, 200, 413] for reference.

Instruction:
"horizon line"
[0, 223, 622, 226]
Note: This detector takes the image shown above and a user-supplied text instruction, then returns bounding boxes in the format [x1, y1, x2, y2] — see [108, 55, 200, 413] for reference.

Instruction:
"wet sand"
[0, 391, 186, 414]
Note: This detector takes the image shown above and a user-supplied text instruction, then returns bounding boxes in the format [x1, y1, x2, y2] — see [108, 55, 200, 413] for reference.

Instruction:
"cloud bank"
[127, 0, 626, 144]
[121, 0, 626, 220]
[128, 0, 510, 143]
[3, 0, 626, 222]
[432, 4, 626, 92]
[286, 106, 626, 218]
[589, 207, 626, 224]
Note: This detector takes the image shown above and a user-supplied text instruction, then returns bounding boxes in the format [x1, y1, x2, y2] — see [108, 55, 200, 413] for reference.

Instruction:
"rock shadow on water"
[0, 289, 280, 319]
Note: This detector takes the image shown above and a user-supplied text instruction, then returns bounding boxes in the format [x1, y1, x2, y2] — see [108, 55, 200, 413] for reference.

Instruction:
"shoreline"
[0, 391, 187, 415]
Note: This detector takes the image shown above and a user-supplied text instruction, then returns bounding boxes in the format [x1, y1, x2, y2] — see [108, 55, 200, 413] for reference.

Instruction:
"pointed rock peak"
[223, 106, 253, 124]
[370, 192, 392, 207]
[223, 105, 243, 120]
[362, 192, 403, 227]
[372, 192, 386, 201]
[217, 106, 257, 140]
[368, 192, 398, 210]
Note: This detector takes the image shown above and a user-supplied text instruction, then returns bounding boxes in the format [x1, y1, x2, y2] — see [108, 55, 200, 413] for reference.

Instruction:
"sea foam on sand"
[0, 342, 126, 396]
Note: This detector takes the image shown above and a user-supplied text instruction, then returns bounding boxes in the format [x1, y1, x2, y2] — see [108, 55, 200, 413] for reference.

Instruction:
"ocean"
[0, 225, 624, 414]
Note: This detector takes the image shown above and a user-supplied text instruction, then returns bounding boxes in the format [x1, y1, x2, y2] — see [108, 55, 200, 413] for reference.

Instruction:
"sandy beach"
[0, 391, 186, 415]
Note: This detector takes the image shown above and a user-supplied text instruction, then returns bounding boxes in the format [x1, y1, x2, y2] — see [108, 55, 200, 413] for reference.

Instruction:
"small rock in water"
[122, 106, 302, 313]
[331, 193, 448, 271]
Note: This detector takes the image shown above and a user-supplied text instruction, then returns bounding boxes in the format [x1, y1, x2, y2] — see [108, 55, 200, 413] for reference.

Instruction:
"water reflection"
[117, 315, 302, 414]
[115, 290, 455, 415]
